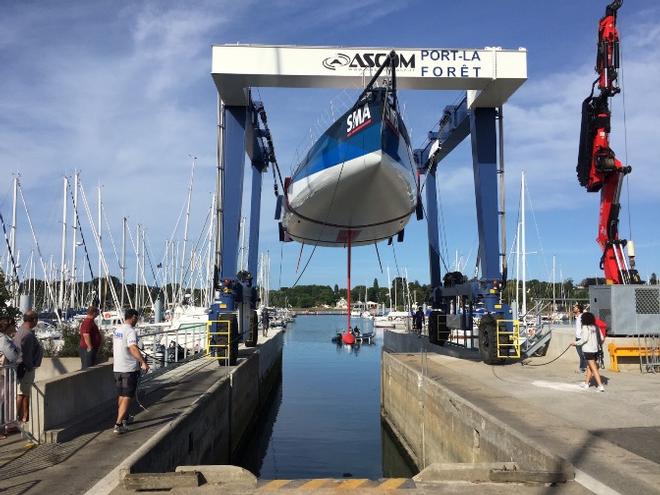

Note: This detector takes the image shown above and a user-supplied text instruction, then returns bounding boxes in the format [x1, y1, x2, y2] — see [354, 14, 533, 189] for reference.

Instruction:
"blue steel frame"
[415, 95, 508, 317]
[212, 98, 270, 345]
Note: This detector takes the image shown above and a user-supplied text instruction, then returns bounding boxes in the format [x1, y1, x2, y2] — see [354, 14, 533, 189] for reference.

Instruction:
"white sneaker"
[597, 385, 605, 392]
[113, 423, 128, 434]
[579, 382, 589, 389]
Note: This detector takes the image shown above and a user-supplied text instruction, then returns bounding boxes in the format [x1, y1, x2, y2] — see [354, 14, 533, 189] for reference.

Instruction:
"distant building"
[336, 297, 348, 309]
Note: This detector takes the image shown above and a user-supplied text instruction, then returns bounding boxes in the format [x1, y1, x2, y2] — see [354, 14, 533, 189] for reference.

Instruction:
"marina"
[1, 1, 660, 494]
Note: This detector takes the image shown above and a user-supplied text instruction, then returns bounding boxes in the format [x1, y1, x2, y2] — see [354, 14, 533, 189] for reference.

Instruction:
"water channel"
[237, 314, 416, 479]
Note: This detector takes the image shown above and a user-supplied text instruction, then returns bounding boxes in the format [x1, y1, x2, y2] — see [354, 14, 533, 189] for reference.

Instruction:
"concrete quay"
[0, 330, 283, 495]
[381, 331, 660, 495]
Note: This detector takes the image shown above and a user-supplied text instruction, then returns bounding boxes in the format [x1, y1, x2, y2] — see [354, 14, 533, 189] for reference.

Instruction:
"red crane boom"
[576, 0, 640, 285]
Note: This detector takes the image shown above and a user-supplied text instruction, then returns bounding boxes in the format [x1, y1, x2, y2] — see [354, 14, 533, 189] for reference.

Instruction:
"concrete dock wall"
[381, 352, 571, 474]
[26, 362, 116, 443]
[129, 378, 232, 473]
[121, 331, 283, 477]
[36, 357, 84, 381]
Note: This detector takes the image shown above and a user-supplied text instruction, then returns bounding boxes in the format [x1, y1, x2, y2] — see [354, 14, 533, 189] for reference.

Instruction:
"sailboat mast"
[552, 255, 556, 312]
[346, 234, 352, 331]
[59, 176, 68, 313]
[515, 219, 521, 318]
[70, 172, 78, 309]
[387, 266, 392, 313]
[135, 224, 140, 309]
[121, 216, 127, 308]
[97, 184, 102, 309]
[521, 170, 527, 317]
[180, 157, 196, 301]
[9, 176, 18, 305]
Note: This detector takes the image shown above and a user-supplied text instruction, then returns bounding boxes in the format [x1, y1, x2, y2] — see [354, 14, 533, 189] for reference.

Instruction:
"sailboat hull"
[282, 89, 417, 246]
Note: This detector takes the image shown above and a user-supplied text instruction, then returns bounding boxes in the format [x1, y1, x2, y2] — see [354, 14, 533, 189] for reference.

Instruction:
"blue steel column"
[470, 108, 500, 309]
[424, 168, 442, 291]
[247, 163, 263, 279]
[220, 105, 248, 280]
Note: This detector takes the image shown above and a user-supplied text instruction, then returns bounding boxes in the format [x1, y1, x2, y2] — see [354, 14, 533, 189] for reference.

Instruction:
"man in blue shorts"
[112, 309, 148, 434]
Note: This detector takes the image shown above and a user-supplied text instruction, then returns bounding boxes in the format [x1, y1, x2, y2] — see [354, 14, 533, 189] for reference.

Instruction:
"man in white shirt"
[112, 309, 148, 434]
[573, 304, 586, 373]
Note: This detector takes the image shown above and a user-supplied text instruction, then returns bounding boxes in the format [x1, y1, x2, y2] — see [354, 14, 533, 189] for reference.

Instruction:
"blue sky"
[1, 0, 659, 292]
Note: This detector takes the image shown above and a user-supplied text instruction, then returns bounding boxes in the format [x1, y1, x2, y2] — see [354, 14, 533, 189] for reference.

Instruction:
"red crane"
[577, 0, 640, 285]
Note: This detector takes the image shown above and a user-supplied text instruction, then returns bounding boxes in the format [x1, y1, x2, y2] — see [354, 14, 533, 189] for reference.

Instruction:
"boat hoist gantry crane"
[210, 43, 527, 364]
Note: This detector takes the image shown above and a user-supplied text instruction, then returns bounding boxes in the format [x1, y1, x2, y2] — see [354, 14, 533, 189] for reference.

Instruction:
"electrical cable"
[521, 344, 572, 367]
[618, 27, 633, 240]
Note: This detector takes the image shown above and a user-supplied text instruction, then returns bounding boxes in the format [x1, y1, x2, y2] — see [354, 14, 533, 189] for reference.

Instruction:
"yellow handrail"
[206, 319, 232, 362]
[496, 319, 520, 359]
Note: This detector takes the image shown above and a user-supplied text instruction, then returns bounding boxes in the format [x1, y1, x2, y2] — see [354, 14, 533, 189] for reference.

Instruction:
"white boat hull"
[283, 150, 416, 246]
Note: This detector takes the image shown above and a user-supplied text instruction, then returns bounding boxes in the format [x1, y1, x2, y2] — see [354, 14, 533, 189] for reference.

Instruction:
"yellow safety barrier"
[206, 319, 232, 364]
[496, 319, 520, 359]
[608, 342, 660, 372]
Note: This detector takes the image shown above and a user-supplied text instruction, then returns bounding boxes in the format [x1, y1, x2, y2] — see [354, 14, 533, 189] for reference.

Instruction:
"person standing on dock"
[572, 312, 605, 392]
[261, 308, 270, 337]
[79, 306, 102, 369]
[0, 317, 19, 434]
[13, 310, 43, 423]
[413, 306, 425, 336]
[573, 304, 587, 373]
[112, 309, 149, 434]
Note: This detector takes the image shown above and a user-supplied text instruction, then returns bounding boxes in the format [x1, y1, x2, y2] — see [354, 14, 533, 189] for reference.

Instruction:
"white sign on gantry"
[211, 44, 527, 107]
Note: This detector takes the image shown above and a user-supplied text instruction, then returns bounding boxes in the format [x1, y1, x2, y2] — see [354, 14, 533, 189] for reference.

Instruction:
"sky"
[1, 0, 660, 293]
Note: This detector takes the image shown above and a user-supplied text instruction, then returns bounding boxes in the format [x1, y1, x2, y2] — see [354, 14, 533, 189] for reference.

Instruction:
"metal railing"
[137, 323, 207, 378]
[206, 320, 233, 365]
[637, 333, 660, 374]
[496, 319, 521, 359]
[1, 364, 17, 433]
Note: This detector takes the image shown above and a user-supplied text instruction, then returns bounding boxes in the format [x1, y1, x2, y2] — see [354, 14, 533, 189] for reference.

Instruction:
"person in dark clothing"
[261, 309, 270, 337]
[14, 310, 43, 422]
[79, 306, 102, 369]
[413, 307, 425, 336]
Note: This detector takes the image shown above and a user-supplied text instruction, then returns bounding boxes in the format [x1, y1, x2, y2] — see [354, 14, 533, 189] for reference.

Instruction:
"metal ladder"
[206, 320, 233, 365]
[638, 332, 660, 373]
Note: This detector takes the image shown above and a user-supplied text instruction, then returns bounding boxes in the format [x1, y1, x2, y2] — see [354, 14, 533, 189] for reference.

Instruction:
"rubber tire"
[479, 314, 504, 365]
[244, 310, 259, 348]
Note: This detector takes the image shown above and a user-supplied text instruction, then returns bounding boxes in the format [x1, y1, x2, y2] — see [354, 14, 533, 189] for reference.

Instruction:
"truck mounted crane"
[577, 0, 640, 285]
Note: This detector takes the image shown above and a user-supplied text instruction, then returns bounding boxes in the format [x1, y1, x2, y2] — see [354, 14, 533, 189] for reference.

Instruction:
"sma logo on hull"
[346, 105, 372, 136]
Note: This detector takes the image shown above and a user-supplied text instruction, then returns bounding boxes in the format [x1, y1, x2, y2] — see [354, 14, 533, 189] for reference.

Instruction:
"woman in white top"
[572, 312, 605, 392]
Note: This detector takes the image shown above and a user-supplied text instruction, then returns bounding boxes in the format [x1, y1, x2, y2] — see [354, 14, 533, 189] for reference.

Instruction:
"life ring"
[103, 312, 112, 319]
[527, 327, 535, 337]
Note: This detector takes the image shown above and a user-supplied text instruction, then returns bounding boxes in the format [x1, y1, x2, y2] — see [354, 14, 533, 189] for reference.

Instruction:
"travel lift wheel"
[478, 314, 505, 365]
[244, 310, 259, 348]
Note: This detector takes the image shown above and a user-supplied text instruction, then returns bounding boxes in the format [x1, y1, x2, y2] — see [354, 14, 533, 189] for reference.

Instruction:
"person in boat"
[572, 312, 605, 392]
[353, 326, 361, 337]
[413, 307, 425, 336]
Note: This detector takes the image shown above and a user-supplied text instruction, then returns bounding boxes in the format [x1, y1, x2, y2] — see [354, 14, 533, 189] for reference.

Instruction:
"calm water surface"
[237, 314, 416, 479]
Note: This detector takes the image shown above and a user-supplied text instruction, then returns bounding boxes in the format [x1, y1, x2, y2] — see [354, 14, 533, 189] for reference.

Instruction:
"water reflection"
[235, 315, 415, 479]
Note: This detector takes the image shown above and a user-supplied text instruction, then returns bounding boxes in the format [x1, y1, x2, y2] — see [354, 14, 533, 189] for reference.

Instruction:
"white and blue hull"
[281, 89, 417, 246]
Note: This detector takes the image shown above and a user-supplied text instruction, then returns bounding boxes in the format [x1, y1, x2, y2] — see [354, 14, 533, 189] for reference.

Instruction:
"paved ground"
[0, 357, 229, 495]
[393, 344, 660, 495]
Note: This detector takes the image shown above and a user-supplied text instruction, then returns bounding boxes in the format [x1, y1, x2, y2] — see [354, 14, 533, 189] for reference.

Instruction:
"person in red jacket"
[79, 307, 102, 369]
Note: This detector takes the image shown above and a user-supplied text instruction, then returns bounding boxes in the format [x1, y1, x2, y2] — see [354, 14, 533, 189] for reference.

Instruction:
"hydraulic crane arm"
[576, 0, 640, 285]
